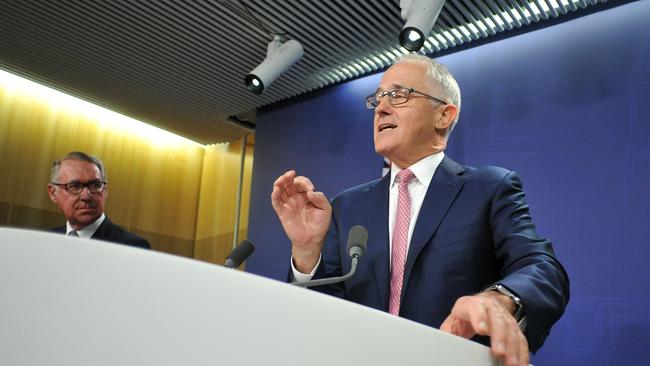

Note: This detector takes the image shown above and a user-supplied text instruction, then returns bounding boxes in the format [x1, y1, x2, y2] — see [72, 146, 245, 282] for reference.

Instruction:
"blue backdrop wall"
[247, 1, 650, 364]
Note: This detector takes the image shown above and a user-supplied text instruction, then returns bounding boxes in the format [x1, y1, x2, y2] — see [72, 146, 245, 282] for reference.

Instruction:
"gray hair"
[51, 151, 106, 183]
[395, 54, 462, 136]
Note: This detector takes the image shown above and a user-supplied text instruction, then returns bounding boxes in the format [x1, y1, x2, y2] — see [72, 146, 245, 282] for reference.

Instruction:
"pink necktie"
[389, 168, 416, 315]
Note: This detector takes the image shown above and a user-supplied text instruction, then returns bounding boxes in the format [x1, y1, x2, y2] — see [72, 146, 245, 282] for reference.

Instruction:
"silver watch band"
[484, 284, 526, 329]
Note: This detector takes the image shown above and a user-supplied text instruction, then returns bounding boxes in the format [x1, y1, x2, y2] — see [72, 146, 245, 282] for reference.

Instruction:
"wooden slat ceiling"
[0, 0, 614, 144]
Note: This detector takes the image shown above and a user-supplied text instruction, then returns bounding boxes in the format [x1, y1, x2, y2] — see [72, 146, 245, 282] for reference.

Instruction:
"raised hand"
[271, 170, 332, 273]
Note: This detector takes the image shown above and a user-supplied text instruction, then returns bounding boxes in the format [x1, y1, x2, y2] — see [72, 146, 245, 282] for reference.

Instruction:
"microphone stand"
[292, 254, 360, 288]
[291, 225, 368, 288]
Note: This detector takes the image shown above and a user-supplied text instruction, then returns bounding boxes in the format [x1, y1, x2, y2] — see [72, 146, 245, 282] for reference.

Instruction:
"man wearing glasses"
[47, 151, 150, 249]
[272, 55, 569, 366]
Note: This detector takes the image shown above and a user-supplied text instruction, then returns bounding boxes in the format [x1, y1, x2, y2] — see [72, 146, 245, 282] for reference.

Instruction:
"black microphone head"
[346, 225, 368, 258]
[224, 240, 255, 268]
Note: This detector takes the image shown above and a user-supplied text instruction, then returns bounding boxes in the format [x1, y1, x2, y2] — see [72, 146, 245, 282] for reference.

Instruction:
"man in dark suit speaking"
[271, 55, 569, 366]
[47, 151, 150, 249]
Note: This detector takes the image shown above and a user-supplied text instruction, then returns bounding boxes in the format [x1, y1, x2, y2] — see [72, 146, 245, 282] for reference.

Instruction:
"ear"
[47, 183, 57, 203]
[435, 104, 459, 130]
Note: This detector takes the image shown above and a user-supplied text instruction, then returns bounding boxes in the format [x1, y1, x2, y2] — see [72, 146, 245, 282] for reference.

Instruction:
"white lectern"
[0, 228, 497, 365]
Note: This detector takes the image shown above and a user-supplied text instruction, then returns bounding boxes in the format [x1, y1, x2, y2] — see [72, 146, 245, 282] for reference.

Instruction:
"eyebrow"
[375, 84, 408, 92]
[64, 179, 101, 184]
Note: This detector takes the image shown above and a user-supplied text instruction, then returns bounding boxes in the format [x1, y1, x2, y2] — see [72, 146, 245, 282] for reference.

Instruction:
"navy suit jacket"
[309, 156, 569, 352]
[51, 216, 151, 250]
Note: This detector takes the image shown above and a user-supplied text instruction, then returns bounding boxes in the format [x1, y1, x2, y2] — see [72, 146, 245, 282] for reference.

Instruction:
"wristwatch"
[484, 284, 527, 330]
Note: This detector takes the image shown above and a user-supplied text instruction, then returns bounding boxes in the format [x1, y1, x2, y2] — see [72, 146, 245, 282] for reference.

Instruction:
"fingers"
[439, 316, 453, 334]
[442, 295, 529, 366]
[293, 175, 315, 192]
[483, 300, 528, 366]
[465, 297, 489, 336]
[440, 296, 487, 338]
[270, 185, 286, 211]
[483, 303, 512, 359]
[272, 171, 314, 196]
[272, 170, 296, 195]
[271, 171, 329, 213]
[307, 190, 331, 211]
[440, 313, 476, 339]
[516, 331, 529, 366]
[271, 170, 300, 210]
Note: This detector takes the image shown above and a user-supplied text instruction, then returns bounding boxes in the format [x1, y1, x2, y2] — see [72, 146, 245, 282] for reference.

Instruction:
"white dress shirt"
[387, 152, 444, 262]
[66, 213, 105, 238]
[292, 152, 445, 281]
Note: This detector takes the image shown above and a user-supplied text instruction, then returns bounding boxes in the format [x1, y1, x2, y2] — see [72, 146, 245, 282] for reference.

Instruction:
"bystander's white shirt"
[66, 213, 105, 239]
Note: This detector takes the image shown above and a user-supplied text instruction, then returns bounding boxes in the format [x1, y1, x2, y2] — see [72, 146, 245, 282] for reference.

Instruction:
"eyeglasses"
[365, 87, 448, 110]
[51, 180, 107, 194]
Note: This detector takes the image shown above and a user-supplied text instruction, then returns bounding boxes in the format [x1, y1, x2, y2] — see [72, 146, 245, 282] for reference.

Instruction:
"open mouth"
[378, 123, 397, 132]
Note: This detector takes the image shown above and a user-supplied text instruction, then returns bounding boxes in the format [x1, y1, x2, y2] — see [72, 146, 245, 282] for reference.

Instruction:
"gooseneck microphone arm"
[292, 225, 368, 288]
[291, 255, 361, 288]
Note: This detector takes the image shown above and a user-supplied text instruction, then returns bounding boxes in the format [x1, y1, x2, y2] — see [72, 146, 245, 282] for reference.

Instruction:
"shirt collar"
[390, 152, 445, 189]
[66, 213, 106, 238]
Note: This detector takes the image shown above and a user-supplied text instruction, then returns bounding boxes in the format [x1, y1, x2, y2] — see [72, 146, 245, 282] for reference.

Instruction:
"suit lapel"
[362, 174, 391, 310]
[401, 157, 466, 301]
[91, 217, 111, 240]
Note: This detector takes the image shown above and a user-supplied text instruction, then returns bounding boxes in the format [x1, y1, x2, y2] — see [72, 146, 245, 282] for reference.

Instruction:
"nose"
[79, 186, 93, 199]
[375, 95, 393, 117]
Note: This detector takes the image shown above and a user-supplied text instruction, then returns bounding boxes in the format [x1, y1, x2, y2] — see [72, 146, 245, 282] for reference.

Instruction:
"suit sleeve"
[488, 171, 570, 352]
[133, 238, 151, 250]
[119, 229, 151, 249]
[118, 227, 151, 249]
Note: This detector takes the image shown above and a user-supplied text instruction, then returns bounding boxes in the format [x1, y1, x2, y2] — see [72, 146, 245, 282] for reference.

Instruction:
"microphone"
[347, 224, 367, 259]
[224, 240, 256, 268]
[292, 225, 368, 288]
